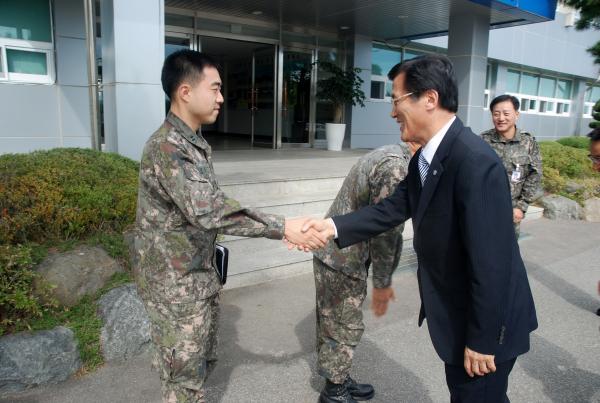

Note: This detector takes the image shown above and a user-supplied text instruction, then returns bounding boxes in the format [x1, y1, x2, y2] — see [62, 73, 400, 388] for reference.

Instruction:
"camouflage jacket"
[134, 112, 285, 303]
[313, 144, 410, 288]
[481, 128, 543, 213]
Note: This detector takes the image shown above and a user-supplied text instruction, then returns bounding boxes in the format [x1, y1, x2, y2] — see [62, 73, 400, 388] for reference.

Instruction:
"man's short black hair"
[588, 127, 600, 143]
[387, 54, 458, 113]
[490, 94, 520, 112]
[161, 50, 219, 99]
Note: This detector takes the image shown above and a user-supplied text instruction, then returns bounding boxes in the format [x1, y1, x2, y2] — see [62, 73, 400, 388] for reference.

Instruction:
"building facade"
[1, 0, 598, 159]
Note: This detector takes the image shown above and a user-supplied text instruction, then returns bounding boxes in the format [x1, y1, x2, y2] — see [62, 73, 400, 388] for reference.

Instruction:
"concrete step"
[225, 239, 419, 290]
[221, 179, 342, 217]
[222, 221, 415, 279]
[220, 177, 343, 205]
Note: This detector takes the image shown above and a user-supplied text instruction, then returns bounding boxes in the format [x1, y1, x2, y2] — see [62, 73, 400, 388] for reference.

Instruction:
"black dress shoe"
[343, 376, 375, 401]
[319, 379, 358, 403]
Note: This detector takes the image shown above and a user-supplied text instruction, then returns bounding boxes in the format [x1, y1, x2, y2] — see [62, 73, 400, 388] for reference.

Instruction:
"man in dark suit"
[301, 55, 538, 402]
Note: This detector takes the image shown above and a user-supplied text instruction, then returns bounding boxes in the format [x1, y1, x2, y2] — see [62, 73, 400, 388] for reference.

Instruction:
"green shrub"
[539, 141, 595, 179]
[556, 136, 590, 149]
[0, 148, 139, 245]
[0, 244, 54, 335]
[541, 166, 566, 195]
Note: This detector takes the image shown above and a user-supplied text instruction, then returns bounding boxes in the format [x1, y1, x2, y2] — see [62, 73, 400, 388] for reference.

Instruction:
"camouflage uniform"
[480, 128, 543, 238]
[133, 112, 285, 402]
[312, 144, 411, 383]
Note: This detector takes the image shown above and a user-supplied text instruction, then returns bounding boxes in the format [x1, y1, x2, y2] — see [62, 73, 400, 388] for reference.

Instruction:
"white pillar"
[101, 0, 165, 160]
[447, 2, 491, 134]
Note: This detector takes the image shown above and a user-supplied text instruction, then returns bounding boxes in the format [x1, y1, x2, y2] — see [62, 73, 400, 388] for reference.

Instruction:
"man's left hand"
[464, 346, 496, 377]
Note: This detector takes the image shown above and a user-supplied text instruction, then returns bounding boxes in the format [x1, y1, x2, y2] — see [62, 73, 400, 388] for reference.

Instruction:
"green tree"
[590, 99, 600, 129]
[562, 0, 600, 64]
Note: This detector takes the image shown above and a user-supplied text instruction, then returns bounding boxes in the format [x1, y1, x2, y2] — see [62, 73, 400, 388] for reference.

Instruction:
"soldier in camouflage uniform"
[313, 143, 412, 403]
[134, 50, 322, 403]
[481, 94, 543, 238]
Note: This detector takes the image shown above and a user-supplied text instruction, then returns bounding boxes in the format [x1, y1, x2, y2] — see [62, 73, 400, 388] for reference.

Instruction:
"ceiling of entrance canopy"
[165, 0, 553, 42]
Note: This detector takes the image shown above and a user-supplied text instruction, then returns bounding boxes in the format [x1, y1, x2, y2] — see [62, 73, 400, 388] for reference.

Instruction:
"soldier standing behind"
[133, 50, 323, 403]
[312, 143, 413, 403]
[481, 94, 543, 238]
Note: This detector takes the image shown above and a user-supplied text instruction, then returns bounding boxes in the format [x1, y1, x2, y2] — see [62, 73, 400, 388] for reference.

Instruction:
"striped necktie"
[418, 152, 429, 186]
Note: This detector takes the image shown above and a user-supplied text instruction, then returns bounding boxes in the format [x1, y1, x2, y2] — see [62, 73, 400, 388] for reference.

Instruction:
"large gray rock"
[0, 326, 81, 393]
[34, 245, 124, 307]
[583, 197, 600, 222]
[97, 284, 151, 362]
[540, 195, 583, 220]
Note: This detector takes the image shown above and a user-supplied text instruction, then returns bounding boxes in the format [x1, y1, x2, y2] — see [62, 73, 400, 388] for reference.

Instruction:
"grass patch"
[10, 270, 133, 372]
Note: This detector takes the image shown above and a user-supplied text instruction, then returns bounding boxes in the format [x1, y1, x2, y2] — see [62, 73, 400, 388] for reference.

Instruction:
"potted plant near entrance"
[315, 61, 366, 151]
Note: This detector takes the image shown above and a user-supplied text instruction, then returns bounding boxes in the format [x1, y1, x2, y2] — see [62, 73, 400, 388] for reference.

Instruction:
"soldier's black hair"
[161, 50, 220, 99]
[387, 54, 458, 113]
[490, 94, 520, 112]
[588, 127, 600, 143]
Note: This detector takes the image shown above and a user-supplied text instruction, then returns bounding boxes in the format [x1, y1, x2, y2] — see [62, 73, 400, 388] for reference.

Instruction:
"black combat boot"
[319, 379, 358, 403]
[343, 376, 375, 401]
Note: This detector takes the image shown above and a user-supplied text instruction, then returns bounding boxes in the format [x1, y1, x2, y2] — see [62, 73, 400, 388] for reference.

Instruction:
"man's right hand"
[301, 218, 337, 242]
[371, 287, 396, 317]
[284, 217, 328, 251]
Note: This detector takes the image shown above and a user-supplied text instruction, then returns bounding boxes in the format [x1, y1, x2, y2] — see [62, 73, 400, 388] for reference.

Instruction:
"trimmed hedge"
[0, 148, 139, 245]
[539, 141, 595, 178]
[556, 136, 590, 150]
[539, 141, 600, 205]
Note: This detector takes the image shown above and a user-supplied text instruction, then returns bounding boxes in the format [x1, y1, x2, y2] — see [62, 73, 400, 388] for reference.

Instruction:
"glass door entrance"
[280, 49, 314, 146]
[196, 36, 276, 149]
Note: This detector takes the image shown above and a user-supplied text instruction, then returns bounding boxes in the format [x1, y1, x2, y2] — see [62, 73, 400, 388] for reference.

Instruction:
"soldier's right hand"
[371, 287, 396, 317]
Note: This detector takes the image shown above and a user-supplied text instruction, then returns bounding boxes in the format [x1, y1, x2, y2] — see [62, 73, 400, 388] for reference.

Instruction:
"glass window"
[539, 77, 555, 98]
[371, 45, 401, 77]
[520, 98, 529, 111]
[0, 48, 4, 78]
[506, 69, 520, 93]
[165, 13, 194, 28]
[0, 0, 52, 42]
[546, 101, 554, 113]
[385, 81, 393, 98]
[520, 72, 538, 95]
[6, 48, 47, 75]
[539, 100, 546, 112]
[556, 79, 572, 99]
[485, 64, 492, 90]
[371, 80, 384, 99]
[403, 49, 422, 61]
[590, 86, 600, 103]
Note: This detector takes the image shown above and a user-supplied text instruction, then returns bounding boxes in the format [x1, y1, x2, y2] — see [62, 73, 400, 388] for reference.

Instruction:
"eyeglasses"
[390, 92, 414, 107]
[589, 154, 600, 164]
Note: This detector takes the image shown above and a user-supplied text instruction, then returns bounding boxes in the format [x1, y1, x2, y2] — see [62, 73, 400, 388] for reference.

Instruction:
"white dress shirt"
[420, 115, 456, 165]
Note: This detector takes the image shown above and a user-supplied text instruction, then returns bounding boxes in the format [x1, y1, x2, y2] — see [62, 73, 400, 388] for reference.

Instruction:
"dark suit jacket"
[332, 117, 538, 365]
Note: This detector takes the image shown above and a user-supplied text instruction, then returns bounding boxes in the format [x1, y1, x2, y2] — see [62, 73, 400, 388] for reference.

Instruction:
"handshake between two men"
[283, 217, 335, 252]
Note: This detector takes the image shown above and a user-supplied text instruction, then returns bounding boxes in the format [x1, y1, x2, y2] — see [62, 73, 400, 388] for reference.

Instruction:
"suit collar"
[412, 117, 464, 230]
[420, 115, 456, 164]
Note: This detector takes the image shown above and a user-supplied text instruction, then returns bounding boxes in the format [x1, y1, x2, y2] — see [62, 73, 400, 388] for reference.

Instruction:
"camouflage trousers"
[313, 257, 367, 384]
[514, 222, 521, 239]
[142, 293, 220, 403]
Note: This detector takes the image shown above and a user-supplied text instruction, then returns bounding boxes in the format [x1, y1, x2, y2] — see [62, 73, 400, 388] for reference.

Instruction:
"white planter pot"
[325, 123, 346, 151]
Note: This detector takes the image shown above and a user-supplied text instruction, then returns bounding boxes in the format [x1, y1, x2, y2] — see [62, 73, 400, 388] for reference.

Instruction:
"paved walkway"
[2, 219, 599, 403]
